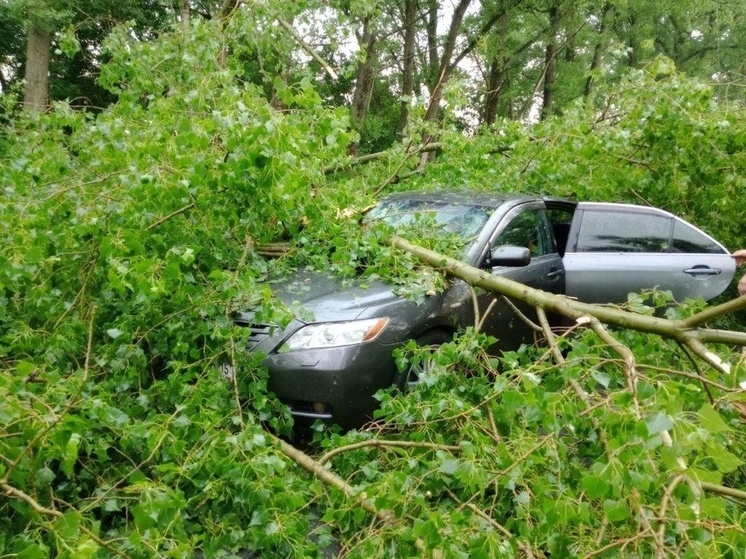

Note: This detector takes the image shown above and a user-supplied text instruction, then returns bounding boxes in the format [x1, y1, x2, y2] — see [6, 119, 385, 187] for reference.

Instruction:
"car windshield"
[365, 198, 492, 242]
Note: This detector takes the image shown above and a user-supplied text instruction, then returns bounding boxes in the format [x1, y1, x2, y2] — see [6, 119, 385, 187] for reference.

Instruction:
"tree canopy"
[1, 2, 745, 558]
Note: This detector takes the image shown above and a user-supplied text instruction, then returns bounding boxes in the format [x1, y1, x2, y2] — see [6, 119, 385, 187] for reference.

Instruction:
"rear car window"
[671, 220, 724, 253]
[574, 209, 726, 254]
[575, 211, 671, 253]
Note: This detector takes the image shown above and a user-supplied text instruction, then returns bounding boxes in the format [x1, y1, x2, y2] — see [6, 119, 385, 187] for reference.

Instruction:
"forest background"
[1, 0, 746, 557]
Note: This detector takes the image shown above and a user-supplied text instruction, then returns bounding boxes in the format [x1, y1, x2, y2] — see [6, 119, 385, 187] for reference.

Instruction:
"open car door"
[563, 202, 735, 304]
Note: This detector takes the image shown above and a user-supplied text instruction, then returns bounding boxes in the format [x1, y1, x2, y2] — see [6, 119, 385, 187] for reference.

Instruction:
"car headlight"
[282, 317, 390, 351]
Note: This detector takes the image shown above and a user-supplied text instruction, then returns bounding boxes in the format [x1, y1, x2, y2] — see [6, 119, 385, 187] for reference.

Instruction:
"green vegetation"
[1, 4, 745, 558]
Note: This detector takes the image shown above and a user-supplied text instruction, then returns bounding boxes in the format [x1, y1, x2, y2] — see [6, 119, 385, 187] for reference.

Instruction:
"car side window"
[575, 210, 672, 253]
[493, 209, 552, 257]
[671, 220, 725, 254]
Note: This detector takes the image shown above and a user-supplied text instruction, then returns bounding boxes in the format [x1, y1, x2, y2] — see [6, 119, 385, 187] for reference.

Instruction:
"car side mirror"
[483, 245, 531, 268]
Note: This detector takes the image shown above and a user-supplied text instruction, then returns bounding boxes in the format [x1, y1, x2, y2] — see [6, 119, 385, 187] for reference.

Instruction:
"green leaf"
[646, 413, 674, 435]
[106, 329, 124, 339]
[437, 454, 460, 475]
[36, 466, 56, 486]
[17, 543, 48, 559]
[62, 433, 81, 477]
[698, 403, 731, 434]
[603, 499, 629, 522]
[74, 538, 99, 559]
[700, 497, 727, 519]
[54, 511, 82, 539]
[709, 447, 744, 473]
[581, 475, 610, 499]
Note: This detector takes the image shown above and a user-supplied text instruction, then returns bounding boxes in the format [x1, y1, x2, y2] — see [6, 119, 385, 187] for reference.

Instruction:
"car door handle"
[683, 266, 722, 277]
[547, 269, 564, 279]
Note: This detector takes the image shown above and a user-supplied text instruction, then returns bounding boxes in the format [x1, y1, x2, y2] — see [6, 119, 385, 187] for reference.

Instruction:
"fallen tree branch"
[698, 481, 746, 501]
[322, 143, 443, 175]
[537, 309, 610, 454]
[389, 236, 746, 350]
[146, 202, 195, 230]
[318, 438, 461, 467]
[586, 316, 641, 419]
[276, 17, 338, 80]
[270, 433, 394, 524]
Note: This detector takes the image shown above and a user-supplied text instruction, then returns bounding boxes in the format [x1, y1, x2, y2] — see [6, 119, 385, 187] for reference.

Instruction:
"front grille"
[245, 324, 271, 351]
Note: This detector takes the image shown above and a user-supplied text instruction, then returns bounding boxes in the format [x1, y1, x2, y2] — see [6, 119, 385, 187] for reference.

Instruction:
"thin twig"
[639, 363, 734, 392]
[683, 337, 731, 375]
[675, 343, 716, 404]
[536, 307, 563, 364]
[477, 297, 499, 332]
[271, 433, 394, 524]
[582, 532, 656, 559]
[0, 482, 62, 517]
[54, 251, 99, 329]
[657, 474, 685, 558]
[146, 202, 195, 230]
[230, 337, 244, 428]
[500, 296, 542, 332]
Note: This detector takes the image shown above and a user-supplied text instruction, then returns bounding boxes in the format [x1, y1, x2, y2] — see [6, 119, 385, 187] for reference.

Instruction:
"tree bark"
[399, 0, 417, 133]
[482, 10, 511, 126]
[180, 0, 191, 30]
[23, 25, 51, 112]
[585, 2, 614, 99]
[423, 0, 473, 124]
[540, 1, 561, 121]
[349, 19, 379, 154]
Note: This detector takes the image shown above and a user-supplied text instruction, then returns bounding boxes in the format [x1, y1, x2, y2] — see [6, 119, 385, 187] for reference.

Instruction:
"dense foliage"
[1, 13, 745, 559]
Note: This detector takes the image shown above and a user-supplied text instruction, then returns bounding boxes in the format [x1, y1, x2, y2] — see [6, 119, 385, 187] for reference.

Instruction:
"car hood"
[266, 269, 405, 323]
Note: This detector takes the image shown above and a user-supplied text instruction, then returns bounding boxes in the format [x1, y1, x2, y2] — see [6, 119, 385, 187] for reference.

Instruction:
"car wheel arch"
[392, 328, 454, 391]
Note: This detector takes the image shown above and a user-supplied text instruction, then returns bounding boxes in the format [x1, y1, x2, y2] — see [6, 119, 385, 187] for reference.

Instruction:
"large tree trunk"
[585, 2, 614, 99]
[23, 25, 51, 112]
[423, 0, 473, 123]
[482, 11, 511, 126]
[350, 21, 379, 140]
[180, 0, 191, 30]
[483, 59, 506, 126]
[399, 0, 417, 134]
[540, 2, 561, 121]
[425, 0, 439, 87]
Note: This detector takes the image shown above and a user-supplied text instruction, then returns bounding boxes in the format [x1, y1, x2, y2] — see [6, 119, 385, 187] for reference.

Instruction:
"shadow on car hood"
[268, 269, 405, 323]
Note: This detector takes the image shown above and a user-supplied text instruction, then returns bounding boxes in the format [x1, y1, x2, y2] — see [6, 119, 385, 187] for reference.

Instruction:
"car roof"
[381, 189, 568, 209]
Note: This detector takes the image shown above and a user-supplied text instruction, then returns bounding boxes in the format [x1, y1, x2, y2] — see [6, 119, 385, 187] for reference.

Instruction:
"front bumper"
[264, 339, 402, 429]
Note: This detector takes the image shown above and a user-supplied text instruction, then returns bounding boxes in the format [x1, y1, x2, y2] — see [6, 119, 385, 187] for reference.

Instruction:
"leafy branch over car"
[241, 190, 738, 428]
